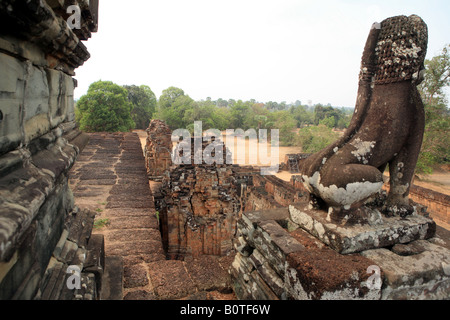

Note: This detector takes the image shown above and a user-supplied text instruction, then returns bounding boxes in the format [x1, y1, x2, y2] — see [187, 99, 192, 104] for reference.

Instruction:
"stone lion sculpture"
[298, 15, 428, 221]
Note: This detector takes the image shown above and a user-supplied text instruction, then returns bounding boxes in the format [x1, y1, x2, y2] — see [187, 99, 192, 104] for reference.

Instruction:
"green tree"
[158, 86, 185, 109]
[296, 125, 340, 153]
[243, 103, 272, 130]
[216, 98, 228, 108]
[76, 80, 135, 132]
[319, 115, 336, 129]
[230, 100, 251, 129]
[313, 104, 343, 127]
[123, 85, 157, 129]
[418, 44, 450, 106]
[211, 107, 231, 131]
[154, 87, 195, 130]
[183, 99, 217, 132]
[270, 110, 297, 146]
[254, 115, 269, 130]
[417, 44, 450, 174]
[289, 104, 314, 128]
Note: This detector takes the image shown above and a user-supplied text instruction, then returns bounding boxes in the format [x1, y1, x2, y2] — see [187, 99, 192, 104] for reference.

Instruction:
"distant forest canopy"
[75, 81, 354, 147]
[153, 85, 354, 134]
[75, 45, 449, 174]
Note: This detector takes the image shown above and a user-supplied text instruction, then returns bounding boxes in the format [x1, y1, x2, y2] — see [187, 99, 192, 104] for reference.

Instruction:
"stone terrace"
[69, 132, 235, 300]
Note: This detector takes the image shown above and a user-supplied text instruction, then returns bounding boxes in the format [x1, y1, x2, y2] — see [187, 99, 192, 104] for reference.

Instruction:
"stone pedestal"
[289, 203, 436, 254]
[230, 200, 450, 300]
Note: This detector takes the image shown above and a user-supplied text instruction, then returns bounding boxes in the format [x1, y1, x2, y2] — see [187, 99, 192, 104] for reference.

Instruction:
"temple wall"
[0, 0, 99, 300]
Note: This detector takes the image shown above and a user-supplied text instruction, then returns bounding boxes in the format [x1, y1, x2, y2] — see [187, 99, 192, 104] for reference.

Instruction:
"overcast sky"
[73, 0, 450, 108]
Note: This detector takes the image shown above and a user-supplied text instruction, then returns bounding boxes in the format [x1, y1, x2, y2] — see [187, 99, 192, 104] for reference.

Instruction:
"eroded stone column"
[0, 0, 99, 300]
[145, 120, 173, 181]
[158, 139, 240, 259]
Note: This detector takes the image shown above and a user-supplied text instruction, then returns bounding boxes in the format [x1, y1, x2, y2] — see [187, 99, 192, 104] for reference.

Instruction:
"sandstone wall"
[237, 168, 303, 212]
[384, 183, 449, 226]
[231, 208, 382, 300]
[158, 159, 240, 259]
[0, 0, 99, 299]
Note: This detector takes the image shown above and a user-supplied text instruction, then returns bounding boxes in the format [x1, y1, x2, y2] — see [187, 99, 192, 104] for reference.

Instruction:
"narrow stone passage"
[69, 132, 235, 300]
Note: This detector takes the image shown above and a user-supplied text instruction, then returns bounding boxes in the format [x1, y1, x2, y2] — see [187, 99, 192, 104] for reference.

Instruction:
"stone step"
[100, 256, 124, 300]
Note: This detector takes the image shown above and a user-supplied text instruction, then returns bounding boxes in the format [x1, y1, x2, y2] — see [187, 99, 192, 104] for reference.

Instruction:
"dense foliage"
[417, 44, 450, 174]
[75, 81, 135, 132]
[124, 85, 157, 130]
[153, 87, 352, 148]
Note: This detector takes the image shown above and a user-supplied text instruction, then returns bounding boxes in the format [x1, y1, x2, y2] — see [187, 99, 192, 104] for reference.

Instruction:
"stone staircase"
[69, 132, 235, 300]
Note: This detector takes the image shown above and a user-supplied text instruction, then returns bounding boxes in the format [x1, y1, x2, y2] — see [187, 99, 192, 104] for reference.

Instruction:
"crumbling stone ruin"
[152, 131, 304, 261]
[0, 0, 101, 299]
[159, 162, 239, 259]
[145, 120, 172, 181]
[283, 153, 312, 173]
[1, 4, 449, 301]
[156, 138, 240, 259]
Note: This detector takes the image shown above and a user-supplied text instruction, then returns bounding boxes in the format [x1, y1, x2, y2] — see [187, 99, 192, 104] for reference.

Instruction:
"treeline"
[75, 81, 352, 147]
[155, 86, 353, 147]
[75, 45, 449, 174]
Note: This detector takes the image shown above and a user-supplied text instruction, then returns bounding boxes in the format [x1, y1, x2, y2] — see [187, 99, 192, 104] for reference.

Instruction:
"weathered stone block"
[0, 36, 47, 68]
[248, 249, 284, 298]
[184, 255, 231, 292]
[361, 240, 450, 299]
[147, 260, 197, 300]
[0, 53, 25, 154]
[47, 68, 74, 128]
[289, 203, 436, 254]
[232, 208, 384, 300]
[251, 220, 304, 278]
[23, 65, 51, 144]
[123, 264, 148, 289]
[0, 52, 26, 94]
[285, 230, 382, 300]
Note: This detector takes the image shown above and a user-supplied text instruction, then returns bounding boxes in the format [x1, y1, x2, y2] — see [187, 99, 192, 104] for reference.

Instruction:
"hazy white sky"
[74, 0, 450, 107]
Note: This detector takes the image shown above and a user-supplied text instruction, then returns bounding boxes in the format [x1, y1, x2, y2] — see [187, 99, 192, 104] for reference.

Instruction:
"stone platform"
[289, 203, 436, 254]
[231, 204, 450, 300]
